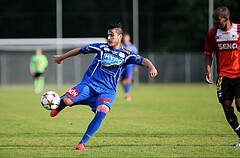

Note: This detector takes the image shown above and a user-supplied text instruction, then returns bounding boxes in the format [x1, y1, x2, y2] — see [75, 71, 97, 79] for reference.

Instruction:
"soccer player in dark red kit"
[204, 6, 240, 146]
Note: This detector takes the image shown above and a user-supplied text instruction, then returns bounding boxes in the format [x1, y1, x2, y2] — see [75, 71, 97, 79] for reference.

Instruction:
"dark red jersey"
[204, 23, 240, 78]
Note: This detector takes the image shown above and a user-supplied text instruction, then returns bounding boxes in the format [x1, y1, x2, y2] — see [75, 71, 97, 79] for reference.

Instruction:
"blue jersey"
[122, 42, 138, 54]
[121, 42, 138, 78]
[80, 43, 144, 91]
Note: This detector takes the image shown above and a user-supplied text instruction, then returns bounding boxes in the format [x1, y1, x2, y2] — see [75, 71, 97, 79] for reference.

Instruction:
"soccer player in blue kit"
[51, 23, 158, 150]
[121, 33, 138, 101]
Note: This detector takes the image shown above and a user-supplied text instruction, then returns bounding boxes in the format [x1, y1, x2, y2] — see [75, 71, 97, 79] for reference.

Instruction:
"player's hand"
[53, 55, 63, 64]
[205, 72, 213, 84]
[150, 67, 158, 78]
[30, 71, 35, 77]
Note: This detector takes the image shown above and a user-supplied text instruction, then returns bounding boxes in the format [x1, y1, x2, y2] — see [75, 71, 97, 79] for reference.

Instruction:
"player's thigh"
[233, 77, 240, 98]
[216, 77, 233, 103]
[92, 91, 116, 112]
[122, 70, 133, 81]
[64, 84, 94, 105]
[233, 77, 240, 110]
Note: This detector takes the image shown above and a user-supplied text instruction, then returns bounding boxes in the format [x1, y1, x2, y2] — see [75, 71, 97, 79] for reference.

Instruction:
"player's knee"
[97, 105, 109, 114]
[236, 104, 240, 112]
[235, 99, 240, 112]
[221, 101, 233, 111]
[63, 96, 73, 106]
[123, 79, 131, 85]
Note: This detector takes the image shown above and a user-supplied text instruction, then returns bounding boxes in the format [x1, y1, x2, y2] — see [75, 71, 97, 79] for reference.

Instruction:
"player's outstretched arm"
[53, 48, 81, 64]
[142, 58, 158, 78]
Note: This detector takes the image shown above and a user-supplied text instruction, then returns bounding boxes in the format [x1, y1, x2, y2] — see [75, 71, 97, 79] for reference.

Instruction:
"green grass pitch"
[1, 84, 240, 157]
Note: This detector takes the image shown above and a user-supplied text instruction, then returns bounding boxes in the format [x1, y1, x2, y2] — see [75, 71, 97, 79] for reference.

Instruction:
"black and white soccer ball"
[41, 91, 60, 110]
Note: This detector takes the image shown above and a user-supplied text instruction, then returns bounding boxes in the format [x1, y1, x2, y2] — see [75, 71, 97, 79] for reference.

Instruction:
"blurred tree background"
[0, 0, 239, 53]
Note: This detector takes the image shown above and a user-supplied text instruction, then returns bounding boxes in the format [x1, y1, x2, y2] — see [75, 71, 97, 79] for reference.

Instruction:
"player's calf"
[76, 105, 109, 149]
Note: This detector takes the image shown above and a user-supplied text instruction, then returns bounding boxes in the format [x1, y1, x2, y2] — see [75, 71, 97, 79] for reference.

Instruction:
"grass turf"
[0, 84, 240, 157]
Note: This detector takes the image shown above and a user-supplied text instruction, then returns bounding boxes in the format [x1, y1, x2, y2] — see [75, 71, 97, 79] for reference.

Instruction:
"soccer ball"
[41, 91, 60, 110]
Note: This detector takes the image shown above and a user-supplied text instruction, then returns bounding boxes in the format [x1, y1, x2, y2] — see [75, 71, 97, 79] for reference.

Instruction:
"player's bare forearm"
[142, 58, 158, 77]
[204, 55, 213, 84]
[53, 48, 81, 64]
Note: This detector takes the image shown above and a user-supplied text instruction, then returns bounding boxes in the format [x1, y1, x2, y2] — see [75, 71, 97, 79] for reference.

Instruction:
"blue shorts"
[121, 65, 134, 80]
[64, 83, 116, 112]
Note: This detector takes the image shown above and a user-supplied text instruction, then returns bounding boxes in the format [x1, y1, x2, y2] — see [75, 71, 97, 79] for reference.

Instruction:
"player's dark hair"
[107, 22, 124, 35]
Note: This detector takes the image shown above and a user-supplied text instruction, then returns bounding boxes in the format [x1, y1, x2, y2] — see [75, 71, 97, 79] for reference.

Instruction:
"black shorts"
[34, 72, 43, 78]
[216, 77, 240, 103]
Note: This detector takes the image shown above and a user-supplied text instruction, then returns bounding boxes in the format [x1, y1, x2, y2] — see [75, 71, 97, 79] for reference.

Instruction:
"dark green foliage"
[0, 0, 239, 52]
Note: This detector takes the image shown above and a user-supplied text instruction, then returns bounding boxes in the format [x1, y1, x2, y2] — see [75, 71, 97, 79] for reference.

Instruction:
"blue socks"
[79, 111, 106, 144]
[123, 83, 131, 94]
[56, 98, 67, 111]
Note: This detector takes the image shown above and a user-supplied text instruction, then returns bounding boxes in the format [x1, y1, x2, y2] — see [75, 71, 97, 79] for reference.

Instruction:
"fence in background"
[0, 50, 209, 85]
